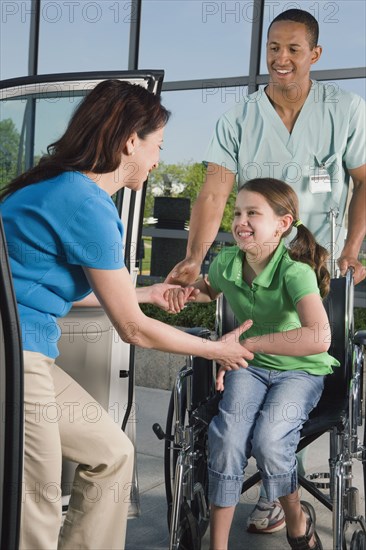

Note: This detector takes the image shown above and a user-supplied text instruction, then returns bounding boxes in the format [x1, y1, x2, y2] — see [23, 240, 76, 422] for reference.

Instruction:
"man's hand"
[165, 257, 201, 286]
[338, 255, 366, 284]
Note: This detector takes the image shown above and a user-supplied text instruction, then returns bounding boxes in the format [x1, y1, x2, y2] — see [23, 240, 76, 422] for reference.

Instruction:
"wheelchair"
[154, 269, 366, 550]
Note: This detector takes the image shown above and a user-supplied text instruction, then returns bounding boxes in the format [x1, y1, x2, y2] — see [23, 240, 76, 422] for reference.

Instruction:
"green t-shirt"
[208, 240, 339, 375]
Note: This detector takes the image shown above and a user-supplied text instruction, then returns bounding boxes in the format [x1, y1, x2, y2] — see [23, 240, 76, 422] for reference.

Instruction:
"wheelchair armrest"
[354, 330, 366, 346]
[191, 392, 222, 427]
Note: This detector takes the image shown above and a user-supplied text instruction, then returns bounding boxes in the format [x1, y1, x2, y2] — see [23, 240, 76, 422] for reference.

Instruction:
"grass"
[355, 307, 366, 332]
[141, 303, 365, 333]
[140, 301, 216, 331]
[140, 237, 152, 275]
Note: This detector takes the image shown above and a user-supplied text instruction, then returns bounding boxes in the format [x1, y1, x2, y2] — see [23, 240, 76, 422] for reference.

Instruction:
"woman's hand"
[137, 283, 199, 311]
[213, 319, 254, 370]
[85, 267, 254, 361]
[214, 320, 254, 390]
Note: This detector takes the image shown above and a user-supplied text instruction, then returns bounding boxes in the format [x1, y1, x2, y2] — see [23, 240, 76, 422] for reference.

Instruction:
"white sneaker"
[247, 496, 286, 534]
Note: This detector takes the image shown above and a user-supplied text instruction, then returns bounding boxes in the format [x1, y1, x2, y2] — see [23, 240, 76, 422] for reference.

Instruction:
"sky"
[1, 0, 365, 164]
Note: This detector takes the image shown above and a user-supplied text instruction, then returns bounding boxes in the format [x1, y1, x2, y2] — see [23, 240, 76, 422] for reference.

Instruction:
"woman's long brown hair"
[0, 79, 170, 200]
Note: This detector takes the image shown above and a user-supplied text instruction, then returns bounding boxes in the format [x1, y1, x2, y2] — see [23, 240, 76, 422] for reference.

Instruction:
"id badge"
[309, 165, 331, 194]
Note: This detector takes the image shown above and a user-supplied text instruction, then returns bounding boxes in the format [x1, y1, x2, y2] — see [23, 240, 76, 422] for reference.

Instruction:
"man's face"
[266, 21, 321, 95]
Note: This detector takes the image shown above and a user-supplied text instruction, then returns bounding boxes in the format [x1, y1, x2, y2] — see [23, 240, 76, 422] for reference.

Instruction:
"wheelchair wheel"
[174, 500, 202, 550]
[164, 373, 189, 516]
[164, 374, 210, 540]
[351, 530, 366, 550]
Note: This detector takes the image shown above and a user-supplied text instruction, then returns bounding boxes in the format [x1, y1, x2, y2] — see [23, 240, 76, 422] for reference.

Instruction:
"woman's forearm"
[73, 293, 101, 307]
[116, 312, 254, 368]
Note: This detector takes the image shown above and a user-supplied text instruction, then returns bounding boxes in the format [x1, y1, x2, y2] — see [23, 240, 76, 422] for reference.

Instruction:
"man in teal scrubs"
[166, 8, 366, 286]
[166, 7, 366, 535]
[205, 77, 364, 254]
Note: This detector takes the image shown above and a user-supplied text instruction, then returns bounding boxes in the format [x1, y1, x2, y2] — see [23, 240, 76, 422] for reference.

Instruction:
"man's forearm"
[186, 164, 236, 263]
[186, 194, 226, 262]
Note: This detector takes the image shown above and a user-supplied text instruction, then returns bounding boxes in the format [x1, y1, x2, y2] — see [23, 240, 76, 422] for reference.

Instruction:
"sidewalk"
[125, 386, 364, 550]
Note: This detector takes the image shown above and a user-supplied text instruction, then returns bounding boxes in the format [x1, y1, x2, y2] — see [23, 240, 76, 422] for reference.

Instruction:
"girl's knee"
[251, 435, 285, 469]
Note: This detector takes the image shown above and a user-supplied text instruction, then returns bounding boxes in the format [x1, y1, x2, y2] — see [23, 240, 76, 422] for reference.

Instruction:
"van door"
[0, 70, 165, 520]
[0, 213, 23, 550]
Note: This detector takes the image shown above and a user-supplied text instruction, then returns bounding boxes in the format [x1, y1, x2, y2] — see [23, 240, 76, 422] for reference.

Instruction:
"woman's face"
[123, 127, 164, 191]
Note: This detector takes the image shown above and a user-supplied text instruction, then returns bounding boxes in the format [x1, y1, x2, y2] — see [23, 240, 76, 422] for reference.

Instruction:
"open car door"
[0, 70, 164, 522]
[0, 212, 23, 549]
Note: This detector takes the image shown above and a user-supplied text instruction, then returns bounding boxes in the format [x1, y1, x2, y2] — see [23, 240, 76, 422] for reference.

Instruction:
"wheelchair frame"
[158, 270, 366, 550]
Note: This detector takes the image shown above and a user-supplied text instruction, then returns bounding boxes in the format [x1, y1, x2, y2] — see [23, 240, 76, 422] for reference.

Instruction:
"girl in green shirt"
[165, 178, 339, 550]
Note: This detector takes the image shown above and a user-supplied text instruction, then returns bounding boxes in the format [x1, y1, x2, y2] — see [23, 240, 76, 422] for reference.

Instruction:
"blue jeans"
[208, 366, 324, 507]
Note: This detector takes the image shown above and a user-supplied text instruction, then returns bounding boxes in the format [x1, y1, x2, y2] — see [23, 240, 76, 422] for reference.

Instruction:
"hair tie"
[294, 220, 303, 228]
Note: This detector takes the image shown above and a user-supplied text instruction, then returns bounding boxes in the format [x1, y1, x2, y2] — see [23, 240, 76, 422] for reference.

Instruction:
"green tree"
[0, 119, 20, 190]
[145, 161, 235, 232]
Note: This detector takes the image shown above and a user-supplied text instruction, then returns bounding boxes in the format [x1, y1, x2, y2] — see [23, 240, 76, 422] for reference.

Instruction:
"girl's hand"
[216, 366, 228, 392]
[147, 283, 187, 311]
[164, 286, 200, 313]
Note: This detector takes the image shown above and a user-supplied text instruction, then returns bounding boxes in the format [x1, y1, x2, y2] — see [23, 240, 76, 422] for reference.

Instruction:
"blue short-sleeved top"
[1, 171, 124, 358]
[208, 240, 339, 375]
[205, 81, 366, 250]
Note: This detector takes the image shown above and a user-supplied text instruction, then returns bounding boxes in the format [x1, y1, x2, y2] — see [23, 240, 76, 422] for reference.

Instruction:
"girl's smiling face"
[232, 189, 290, 261]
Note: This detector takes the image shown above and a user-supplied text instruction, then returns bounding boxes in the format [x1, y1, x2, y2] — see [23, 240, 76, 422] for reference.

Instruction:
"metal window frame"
[27, 0, 365, 93]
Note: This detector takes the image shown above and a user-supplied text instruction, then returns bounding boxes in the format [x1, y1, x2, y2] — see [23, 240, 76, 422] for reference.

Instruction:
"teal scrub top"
[205, 81, 366, 250]
[208, 241, 339, 375]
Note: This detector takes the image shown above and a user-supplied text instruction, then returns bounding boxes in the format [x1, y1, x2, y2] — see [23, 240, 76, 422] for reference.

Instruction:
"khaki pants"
[21, 351, 134, 550]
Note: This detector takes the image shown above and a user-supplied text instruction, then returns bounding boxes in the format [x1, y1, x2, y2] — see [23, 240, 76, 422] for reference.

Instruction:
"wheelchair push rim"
[164, 370, 211, 542]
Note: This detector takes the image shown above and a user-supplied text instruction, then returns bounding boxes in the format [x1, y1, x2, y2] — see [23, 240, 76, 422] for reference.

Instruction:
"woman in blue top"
[165, 178, 340, 550]
[0, 80, 254, 550]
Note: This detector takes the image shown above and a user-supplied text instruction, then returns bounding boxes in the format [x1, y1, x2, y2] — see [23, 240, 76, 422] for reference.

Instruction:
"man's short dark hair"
[268, 9, 319, 49]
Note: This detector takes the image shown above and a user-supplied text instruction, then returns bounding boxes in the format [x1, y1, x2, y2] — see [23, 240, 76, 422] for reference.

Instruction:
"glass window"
[34, 97, 83, 158]
[142, 87, 245, 274]
[334, 79, 366, 100]
[0, 99, 28, 186]
[159, 86, 248, 164]
[37, 0, 130, 73]
[0, 0, 32, 80]
[0, 93, 83, 186]
[139, 0, 253, 81]
[260, 0, 366, 73]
